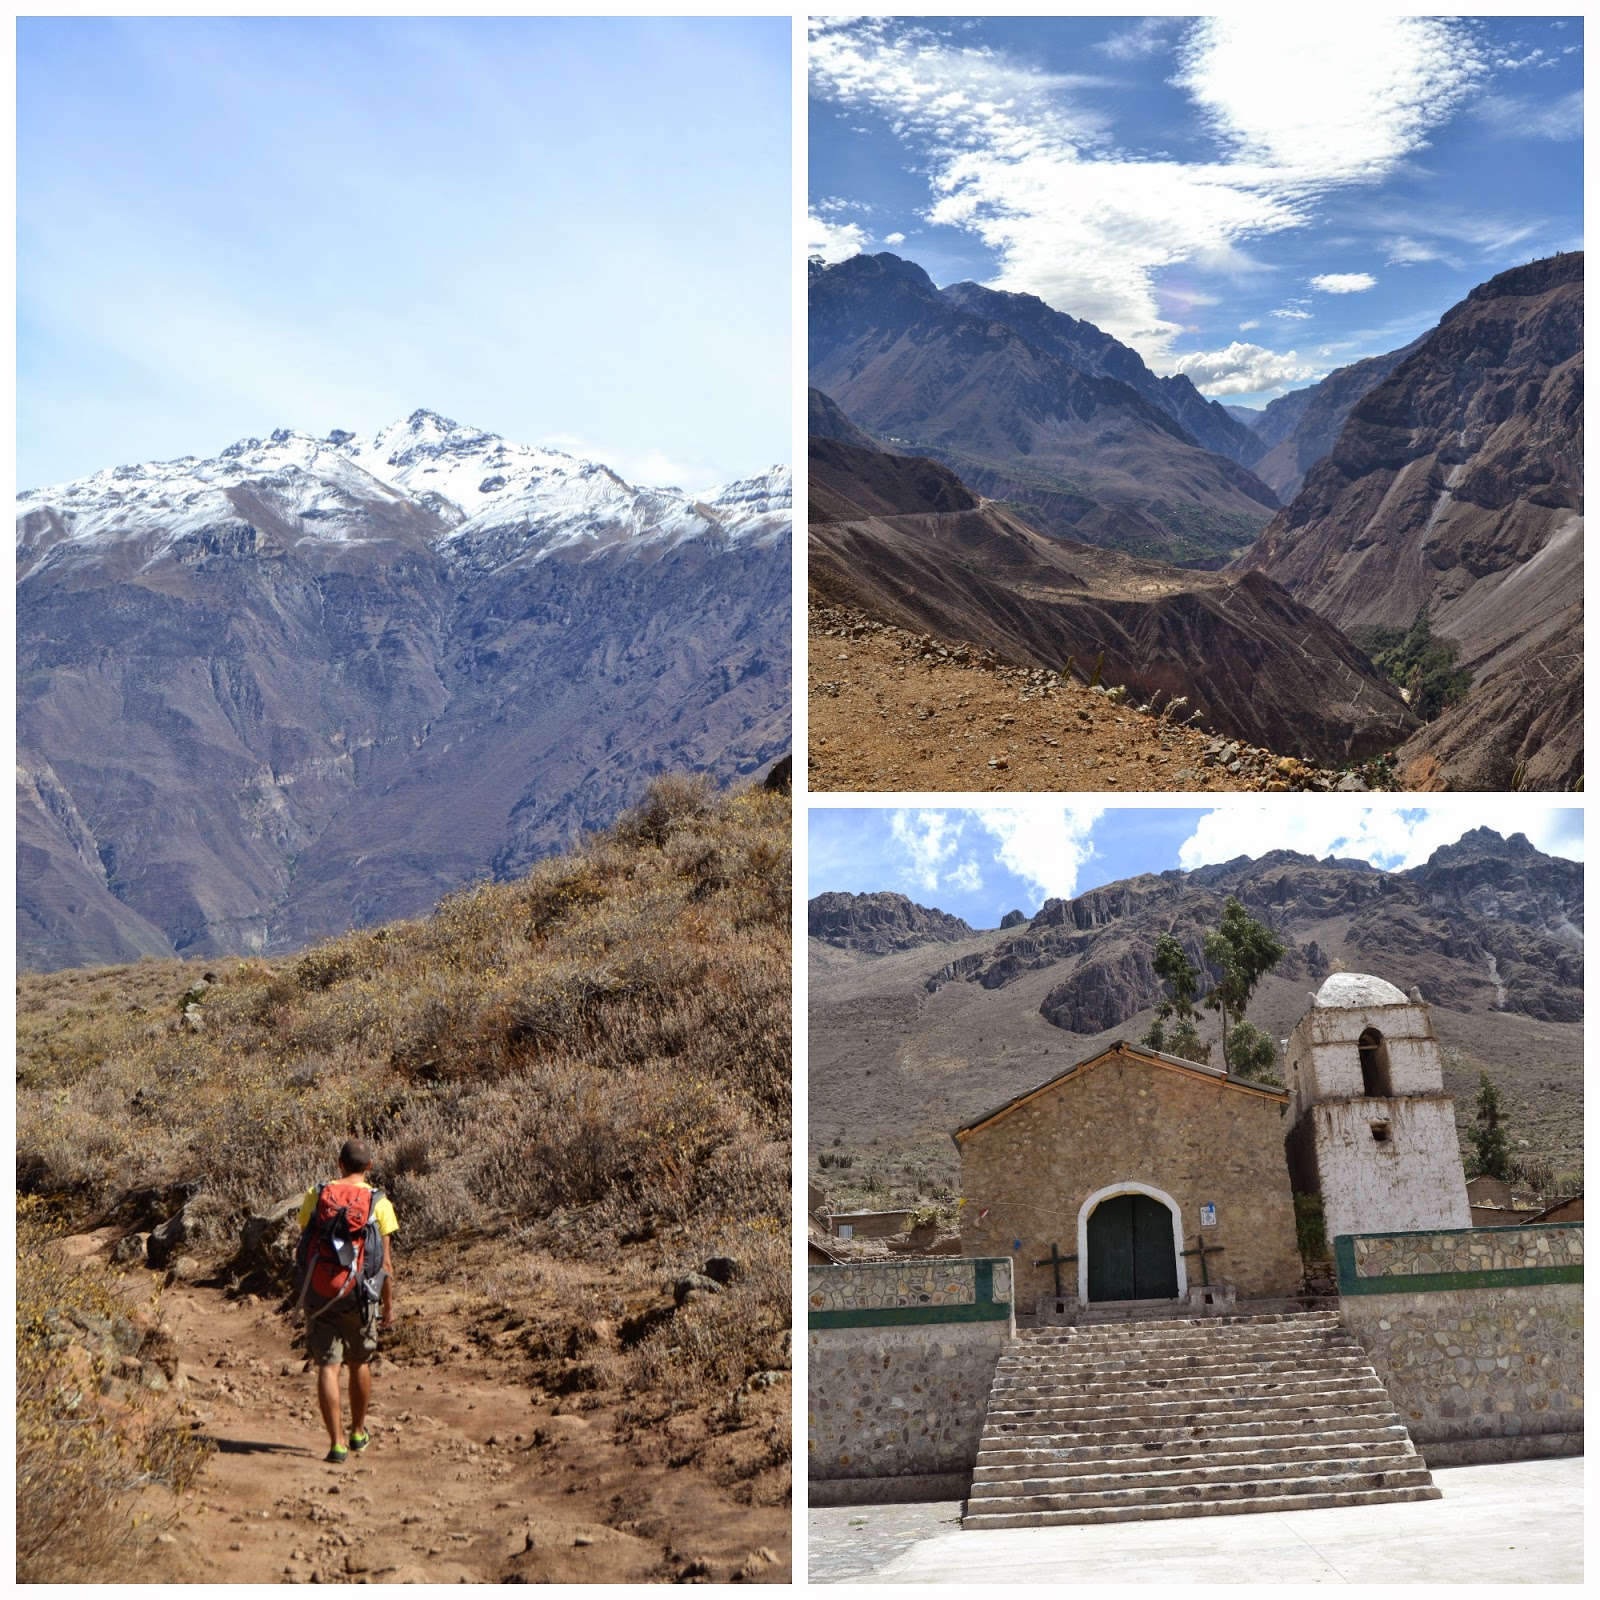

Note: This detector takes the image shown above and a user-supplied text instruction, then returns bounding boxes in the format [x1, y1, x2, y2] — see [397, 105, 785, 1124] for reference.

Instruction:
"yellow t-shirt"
[299, 1177, 399, 1237]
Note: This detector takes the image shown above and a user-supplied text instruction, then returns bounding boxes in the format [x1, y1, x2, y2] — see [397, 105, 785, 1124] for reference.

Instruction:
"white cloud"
[1096, 19, 1171, 62]
[808, 210, 868, 263]
[1473, 91, 1582, 141]
[1238, 317, 1260, 330]
[972, 806, 1106, 904]
[948, 857, 982, 893]
[888, 809, 961, 894]
[884, 230, 906, 245]
[1172, 16, 1487, 186]
[1171, 341, 1321, 396]
[1177, 805, 1583, 874]
[810, 17, 1487, 363]
[1310, 272, 1377, 294]
[1270, 307, 1313, 321]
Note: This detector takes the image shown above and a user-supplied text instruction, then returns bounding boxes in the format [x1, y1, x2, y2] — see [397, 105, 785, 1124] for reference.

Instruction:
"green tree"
[1470, 1070, 1512, 1180]
[1203, 897, 1286, 1080]
[1142, 932, 1208, 1064]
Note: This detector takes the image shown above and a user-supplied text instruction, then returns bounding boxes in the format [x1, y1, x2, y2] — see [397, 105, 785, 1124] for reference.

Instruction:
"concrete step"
[979, 1411, 1406, 1455]
[969, 1463, 1436, 1516]
[994, 1351, 1373, 1382]
[963, 1483, 1442, 1530]
[973, 1434, 1417, 1479]
[968, 1448, 1429, 1500]
[982, 1393, 1398, 1432]
[991, 1364, 1380, 1399]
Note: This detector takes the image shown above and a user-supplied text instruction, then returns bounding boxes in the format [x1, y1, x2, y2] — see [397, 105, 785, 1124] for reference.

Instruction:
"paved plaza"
[808, 1456, 1583, 1584]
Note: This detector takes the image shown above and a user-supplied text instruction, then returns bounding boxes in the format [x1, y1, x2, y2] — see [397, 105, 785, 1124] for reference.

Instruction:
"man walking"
[297, 1138, 397, 1463]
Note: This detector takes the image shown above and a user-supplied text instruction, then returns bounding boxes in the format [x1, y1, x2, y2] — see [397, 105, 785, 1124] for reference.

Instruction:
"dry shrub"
[16, 1206, 207, 1582]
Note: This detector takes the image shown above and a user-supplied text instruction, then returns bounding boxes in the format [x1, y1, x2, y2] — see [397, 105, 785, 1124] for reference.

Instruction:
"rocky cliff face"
[807, 890, 977, 955]
[809, 253, 1277, 565]
[933, 835, 1583, 1032]
[809, 434, 1415, 764]
[17, 413, 791, 969]
[1237, 255, 1582, 788]
[1249, 337, 1425, 501]
[942, 280, 1266, 469]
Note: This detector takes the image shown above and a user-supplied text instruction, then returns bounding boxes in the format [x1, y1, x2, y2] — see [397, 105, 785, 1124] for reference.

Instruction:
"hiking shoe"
[349, 1429, 370, 1454]
[325, 1444, 348, 1464]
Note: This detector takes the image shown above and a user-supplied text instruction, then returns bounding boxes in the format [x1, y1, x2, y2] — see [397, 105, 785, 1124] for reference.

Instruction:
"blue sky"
[808, 805, 1585, 929]
[809, 15, 1582, 406]
[18, 17, 790, 491]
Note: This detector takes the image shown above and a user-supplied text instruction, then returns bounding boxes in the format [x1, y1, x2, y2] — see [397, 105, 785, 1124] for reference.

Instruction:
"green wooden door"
[1087, 1193, 1179, 1302]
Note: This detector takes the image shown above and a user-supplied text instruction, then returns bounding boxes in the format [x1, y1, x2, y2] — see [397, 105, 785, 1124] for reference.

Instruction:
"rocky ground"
[808, 605, 1385, 793]
[58, 1228, 789, 1586]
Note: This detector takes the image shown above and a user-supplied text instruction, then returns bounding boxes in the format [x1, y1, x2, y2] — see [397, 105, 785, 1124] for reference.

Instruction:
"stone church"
[955, 971, 1471, 1318]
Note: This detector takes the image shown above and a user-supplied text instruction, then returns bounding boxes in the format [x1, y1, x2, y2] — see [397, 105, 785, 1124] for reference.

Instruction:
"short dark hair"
[338, 1138, 374, 1174]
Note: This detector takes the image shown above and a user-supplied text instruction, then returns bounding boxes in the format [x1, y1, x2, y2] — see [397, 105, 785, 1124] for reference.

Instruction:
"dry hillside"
[16, 774, 791, 1584]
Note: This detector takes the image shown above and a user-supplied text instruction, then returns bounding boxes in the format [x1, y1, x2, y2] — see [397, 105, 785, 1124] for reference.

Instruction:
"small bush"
[1294, 1193, 1329, 1263]
[16, 1205, 207, 1582]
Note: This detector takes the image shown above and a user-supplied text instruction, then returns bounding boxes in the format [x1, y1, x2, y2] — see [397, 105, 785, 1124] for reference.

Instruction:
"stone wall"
[1337, 1224, 1582, 1466]
[808, 1259, 1014, 1500]
[958, 1047, 1301, 1307]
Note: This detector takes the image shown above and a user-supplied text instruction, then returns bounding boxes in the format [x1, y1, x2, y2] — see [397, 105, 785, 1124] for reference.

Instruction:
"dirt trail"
[64, 1230, 789, 1585]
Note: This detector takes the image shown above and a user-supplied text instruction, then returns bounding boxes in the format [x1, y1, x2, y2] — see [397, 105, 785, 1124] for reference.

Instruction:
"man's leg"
[317, 1360, 344, 1448]
[349, 1360, 372, 1435]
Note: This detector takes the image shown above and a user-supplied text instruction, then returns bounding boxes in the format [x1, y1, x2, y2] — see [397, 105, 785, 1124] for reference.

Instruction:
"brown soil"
[65, 1230, 789, 1586]
[808, 605, 1370, 793]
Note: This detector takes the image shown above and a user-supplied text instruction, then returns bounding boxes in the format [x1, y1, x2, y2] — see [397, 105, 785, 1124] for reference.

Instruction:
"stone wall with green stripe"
[1335, 1222, 1581, 1294]
[809, 1259, 1015, 1494]
[1336, 1224, 1582, 1466]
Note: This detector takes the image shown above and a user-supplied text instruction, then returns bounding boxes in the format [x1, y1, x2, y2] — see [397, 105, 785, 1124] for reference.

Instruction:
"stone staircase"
[965, 1311, 1439, 1528]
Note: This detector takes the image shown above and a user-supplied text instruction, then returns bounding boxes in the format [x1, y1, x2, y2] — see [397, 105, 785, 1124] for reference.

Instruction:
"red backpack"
[294, 1178, 386, 1317]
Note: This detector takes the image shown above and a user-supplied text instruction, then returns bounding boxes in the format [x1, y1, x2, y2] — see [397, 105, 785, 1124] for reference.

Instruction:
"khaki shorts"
[306, 1299, 380, 1367]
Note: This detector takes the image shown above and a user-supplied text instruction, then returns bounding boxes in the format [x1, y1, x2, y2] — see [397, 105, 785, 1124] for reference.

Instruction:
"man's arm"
[380, 1233, 394, 1328]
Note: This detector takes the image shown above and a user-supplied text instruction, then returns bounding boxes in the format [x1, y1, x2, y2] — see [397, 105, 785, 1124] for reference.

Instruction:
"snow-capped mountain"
[17, 412, 791, 969]
[17, 409, 790, 577]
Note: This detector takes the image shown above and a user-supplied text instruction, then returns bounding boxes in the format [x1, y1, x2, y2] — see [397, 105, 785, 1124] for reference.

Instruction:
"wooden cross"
[1032, 1241, 1077, 1297]
[1181, 1233, 1226, 1287]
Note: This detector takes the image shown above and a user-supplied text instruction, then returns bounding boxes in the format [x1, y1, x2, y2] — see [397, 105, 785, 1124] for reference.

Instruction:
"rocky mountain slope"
[809, 253, 1278, 565]
[17, 411, 790, 968]
[1248, 337, 1425, 501]
[808, 830, 1583, 1204]
[941, 280, 1265, 470]
[809, 431, 1415, 765]
[808, 890, 976, 955]
[1237, 255, 1582, 790]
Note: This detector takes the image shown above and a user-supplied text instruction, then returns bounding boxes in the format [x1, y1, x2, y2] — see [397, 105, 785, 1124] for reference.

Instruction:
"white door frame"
[1077, 1181, 1188, 1303]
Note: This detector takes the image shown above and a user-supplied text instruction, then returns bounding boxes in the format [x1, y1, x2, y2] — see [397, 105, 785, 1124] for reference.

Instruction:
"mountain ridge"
[18, 413, 791, 969]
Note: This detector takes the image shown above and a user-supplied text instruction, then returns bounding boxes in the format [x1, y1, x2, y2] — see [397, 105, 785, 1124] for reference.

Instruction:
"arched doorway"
[1082, 1187, 1181, 1303]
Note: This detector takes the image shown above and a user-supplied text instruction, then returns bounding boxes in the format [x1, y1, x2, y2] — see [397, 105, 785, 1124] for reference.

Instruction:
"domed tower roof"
[1313, 972, 1410, 1009]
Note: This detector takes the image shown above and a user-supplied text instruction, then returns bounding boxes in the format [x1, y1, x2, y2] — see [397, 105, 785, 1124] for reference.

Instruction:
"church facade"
[954, 1041, 1302, 1315]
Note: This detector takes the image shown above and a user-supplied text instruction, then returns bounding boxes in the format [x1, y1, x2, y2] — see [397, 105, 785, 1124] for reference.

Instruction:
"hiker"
[295, 1138, 397, 1463]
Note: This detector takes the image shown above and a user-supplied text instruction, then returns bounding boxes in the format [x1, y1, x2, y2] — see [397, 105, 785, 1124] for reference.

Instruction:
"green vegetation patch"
[1348, 609, 1473, 721]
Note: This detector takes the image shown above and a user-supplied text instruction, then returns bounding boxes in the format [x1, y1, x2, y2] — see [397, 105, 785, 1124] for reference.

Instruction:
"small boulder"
[673, 1273, 723, 1307]
[111, 1232, 149, 1267]
[702, 1257, 741, 1287]
[239, 1194, 305, 1279]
